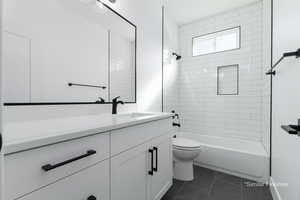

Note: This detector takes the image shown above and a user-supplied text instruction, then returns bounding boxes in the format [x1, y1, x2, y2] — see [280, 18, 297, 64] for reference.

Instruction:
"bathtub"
[175, 132, 269, 182]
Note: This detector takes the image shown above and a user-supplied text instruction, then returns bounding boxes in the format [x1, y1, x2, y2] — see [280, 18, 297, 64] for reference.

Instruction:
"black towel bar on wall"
[266, 49, 300, 76]
[281, 125, 300, 136]
[68, 83, 106, 89]
[281, 119, 300, 136]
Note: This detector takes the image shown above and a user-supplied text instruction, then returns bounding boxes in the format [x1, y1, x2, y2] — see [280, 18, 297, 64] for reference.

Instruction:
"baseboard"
[156, 180, 172, 200]
[194, 161, 268, 183]
[269, 177, 282, 200]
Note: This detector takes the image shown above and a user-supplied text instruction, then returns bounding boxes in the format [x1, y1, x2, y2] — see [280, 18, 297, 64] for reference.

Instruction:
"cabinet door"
[18, 160, 109, 200]
[111, 143, 152, 200]
[151, 135, 173, 200]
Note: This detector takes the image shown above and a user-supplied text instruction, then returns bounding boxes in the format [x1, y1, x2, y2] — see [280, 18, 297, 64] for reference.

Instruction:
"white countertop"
[3, 112, 173, 154]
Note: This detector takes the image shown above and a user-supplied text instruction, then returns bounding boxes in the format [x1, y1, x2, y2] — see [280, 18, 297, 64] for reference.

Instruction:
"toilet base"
[173, 160, 194, 181]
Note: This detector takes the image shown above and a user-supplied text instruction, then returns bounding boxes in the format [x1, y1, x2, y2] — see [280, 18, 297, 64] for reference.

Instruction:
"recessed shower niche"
[217, 65, 239, 95]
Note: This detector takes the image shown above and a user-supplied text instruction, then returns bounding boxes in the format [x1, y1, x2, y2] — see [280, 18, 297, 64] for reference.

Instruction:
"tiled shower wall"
[177, 1, 268, 142]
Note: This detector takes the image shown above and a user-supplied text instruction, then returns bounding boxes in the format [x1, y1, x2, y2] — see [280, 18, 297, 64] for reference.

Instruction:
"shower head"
[172, 52, 182, 60]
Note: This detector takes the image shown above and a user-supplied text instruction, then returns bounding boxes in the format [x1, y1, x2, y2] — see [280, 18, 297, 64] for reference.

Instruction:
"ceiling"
[165, 0, 261, 25]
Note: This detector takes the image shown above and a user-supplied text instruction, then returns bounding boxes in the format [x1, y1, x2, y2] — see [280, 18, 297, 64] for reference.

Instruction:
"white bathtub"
[175, 132, 269, 182]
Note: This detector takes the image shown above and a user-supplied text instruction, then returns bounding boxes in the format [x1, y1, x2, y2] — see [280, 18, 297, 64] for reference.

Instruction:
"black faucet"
[112, 96, 124, 114]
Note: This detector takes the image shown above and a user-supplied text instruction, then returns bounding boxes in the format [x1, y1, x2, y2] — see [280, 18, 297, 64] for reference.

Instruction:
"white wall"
[2, 0, 163, 123]
[271, 0, 300, 199]
[177, 1, 267, 142]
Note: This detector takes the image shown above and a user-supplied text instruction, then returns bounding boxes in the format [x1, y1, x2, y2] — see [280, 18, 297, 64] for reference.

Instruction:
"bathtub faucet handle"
[173, 123, 181, 127]
[171, 110, 180, 119]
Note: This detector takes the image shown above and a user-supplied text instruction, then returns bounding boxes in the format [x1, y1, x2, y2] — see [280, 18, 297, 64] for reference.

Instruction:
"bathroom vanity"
[1, 1, 173, 199]
[2, 113, 174, 200]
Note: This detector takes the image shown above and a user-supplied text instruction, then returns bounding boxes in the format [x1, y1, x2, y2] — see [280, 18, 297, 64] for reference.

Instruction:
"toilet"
[173, 137, 201, 181]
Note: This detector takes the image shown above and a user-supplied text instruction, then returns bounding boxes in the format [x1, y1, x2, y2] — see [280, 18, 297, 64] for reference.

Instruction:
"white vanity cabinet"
[111, 119, 173, 200]
[3, 115, 174, 200]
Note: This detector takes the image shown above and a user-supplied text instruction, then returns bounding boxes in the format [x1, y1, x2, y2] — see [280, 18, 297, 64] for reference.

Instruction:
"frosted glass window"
[192, 36, 215, 56]
[193, 27, 240, 56]
[216, 31, 238, 52]
[217, 65, 239, 95]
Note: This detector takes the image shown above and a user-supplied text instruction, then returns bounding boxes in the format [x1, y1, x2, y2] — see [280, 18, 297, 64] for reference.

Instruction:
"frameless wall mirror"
[2, 0, 136, 105]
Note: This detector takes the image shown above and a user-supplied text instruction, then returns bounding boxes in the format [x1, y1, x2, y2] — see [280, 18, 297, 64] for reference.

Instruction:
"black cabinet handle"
[153, 147, 158, 172]
[42, 150, 97, 172]
[0, 134, 2, 152]
[87, 195, 97, 200]
[148, 149, 154, 176]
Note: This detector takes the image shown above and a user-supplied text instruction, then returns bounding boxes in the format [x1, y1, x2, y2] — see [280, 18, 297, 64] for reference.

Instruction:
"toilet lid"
[173, 138, 201, 149]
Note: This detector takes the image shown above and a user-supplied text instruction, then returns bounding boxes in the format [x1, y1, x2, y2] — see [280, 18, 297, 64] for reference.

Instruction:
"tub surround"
[177, 1, 266, 143]
[3, 112, 173, 154]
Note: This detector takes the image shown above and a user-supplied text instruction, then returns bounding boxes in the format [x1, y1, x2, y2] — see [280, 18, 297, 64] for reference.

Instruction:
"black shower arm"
[266, 49, 300, 75]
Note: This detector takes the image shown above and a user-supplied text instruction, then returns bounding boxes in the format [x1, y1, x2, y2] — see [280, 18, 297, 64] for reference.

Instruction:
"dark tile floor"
[162, 166, 273, 200]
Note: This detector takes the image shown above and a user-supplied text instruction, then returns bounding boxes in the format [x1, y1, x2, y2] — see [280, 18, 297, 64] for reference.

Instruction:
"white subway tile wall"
[177, 1, 268, 142]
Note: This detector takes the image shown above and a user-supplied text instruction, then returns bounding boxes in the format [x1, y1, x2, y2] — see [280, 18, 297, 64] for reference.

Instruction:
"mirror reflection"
[2, 0, 136, 105]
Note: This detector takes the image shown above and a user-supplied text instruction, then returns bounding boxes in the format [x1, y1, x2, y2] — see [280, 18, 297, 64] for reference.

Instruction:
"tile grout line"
[163, 167, 273, 200]
[173, 181, 187, 200]
[240, 178, 244, 200]
[214, 173, 243, 187]
[206, 171, 218, 199]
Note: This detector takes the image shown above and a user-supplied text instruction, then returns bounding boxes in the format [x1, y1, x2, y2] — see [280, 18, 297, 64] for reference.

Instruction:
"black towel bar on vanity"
[42, 150, 97, 172]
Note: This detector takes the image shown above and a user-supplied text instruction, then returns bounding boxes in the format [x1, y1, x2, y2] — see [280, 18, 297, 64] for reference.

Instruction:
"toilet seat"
[173, 138, 201, 150]
[173, 146, 201, 151]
